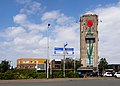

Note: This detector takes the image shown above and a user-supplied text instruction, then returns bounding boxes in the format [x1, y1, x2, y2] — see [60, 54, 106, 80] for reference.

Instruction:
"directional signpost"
[54, 45, 74, 77]
[54, 47, 74, 55]
[54, 47, 64, 54]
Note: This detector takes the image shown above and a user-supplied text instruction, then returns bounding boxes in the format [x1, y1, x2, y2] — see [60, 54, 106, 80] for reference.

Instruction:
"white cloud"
[1, 0, 120, 67]
[0, 6, 79, 67]
[28, 23, 48, 31]
[17, 0, 43, 15]
[20, 2, 42, 15]
[93, 2, 120, 63]
[16, 0, 31, 4]
[56, 15, 71, 24]
[13, 14, 27, 24]
[41, 11, 60, 21]
[41, 10, 75, 25]
[13, 13, 48, 32]
[5, 27, 25, 38]
[54, 25, 79, 42]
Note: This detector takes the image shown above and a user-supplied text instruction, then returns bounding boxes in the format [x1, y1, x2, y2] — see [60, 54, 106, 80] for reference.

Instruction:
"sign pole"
[63, 42, 68, 77]
[47, 24, 50, 79]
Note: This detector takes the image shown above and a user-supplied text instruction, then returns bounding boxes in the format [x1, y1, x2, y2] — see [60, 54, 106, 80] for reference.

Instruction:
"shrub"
[4, 69, 47, 79]
[52, 72, 63, 78]
[0, 73, 19, 80]
[65, 71, 79, 78]
[30, 72, 46, 79]
[35, 72, 46, 79]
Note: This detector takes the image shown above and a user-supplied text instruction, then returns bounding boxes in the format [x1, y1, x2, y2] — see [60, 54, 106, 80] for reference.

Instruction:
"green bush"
[52, 72, 63, 78]
[17, 74, 33, 79]
[30, 72, 46, 79]
[0, 73, 19, 80]
[35, 73, 46, 79]
[65, 71, 79, 78]
[0, 69, 47, 79]
[0, 69, 79, 79]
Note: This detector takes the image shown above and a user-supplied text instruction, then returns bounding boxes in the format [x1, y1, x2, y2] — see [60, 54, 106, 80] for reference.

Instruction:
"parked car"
[114, 72, 120, 78]
[78, 72, 84, 78]
[90, 72, 98, 77]
[103, 72, 112, 77]
[111, 72, 115, 76]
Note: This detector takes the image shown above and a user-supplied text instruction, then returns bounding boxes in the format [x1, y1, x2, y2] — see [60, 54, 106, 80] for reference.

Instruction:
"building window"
[30, 61, 34, 63]
[55, 61, 61, 64]
[23, 60, 29, 63]
[37, 64, 44, 70]
[86, 57, 94, 66]
[19, 61, 20, 64]
[86, 38, 95, 44]
[86, 33, 93, 37]
[23, 61, 25, 63]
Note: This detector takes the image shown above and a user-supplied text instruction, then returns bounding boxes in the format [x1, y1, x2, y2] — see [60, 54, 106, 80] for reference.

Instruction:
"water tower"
[80, 12, 98, 70]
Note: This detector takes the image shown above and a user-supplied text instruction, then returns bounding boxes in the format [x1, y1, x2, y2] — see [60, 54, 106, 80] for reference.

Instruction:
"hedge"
[0, 69, 80, 79]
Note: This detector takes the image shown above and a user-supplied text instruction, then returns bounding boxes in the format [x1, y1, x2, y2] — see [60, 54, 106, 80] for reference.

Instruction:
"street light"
[35, 60, 38, 72]
[47, 24, 50, 79]
[74, 56, 76, 73]
[63, 42, 68, 77]
[9, 60, 12, 69]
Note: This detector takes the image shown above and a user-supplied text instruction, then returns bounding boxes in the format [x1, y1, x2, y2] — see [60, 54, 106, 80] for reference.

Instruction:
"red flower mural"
[87, 20, 93, 27]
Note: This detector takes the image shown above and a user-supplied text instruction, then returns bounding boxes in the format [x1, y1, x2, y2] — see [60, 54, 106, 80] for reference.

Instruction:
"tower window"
[86, 38, 95, 44]
[86, 33, 93, 37]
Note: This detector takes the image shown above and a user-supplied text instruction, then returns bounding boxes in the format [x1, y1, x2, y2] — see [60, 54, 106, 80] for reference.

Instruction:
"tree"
[0, 60, 10, 73]
[98, 58, 108, 75]
[75, 60, 82, 69]
[65, 58, 82, 70]
[65, 58, 73, 69]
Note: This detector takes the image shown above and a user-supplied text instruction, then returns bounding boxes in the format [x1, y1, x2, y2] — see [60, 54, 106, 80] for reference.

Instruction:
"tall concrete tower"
[80, 12, 98, 70]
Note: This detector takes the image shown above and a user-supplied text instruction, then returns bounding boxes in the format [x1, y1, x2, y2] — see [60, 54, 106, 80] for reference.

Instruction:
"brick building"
[51, 59, 62, 69]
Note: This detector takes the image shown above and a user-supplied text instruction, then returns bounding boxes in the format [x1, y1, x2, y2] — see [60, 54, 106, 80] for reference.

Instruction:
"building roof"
[84, 11, 95, 15]
[17, 58, 48, 60]
[55, 59, 61, 61]
[108, 64, 120, 66]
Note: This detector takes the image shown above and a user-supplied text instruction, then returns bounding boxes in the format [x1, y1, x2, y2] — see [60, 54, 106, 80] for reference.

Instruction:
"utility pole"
[63, 42, 68, 77]
[35, 60, 38, 72]
[47, 24, 50, 79]
[74, 56, 76, 73]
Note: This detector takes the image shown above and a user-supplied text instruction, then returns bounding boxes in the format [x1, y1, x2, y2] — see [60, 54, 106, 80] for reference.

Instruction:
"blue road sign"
[54, 47, 63, 54]
[65, 48, 74, 55]
[54, 47, 74, 55]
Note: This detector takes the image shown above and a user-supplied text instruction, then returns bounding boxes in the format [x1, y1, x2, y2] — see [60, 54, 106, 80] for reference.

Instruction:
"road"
[0, 78, 120, 86]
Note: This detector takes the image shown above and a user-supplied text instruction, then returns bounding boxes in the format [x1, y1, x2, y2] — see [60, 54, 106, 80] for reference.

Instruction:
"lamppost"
[9, 60, 12, 69]
[35, 60, 38, 72]
[63, 42, 68, 77]
[47, 24, 50, 79]
[74, 56, 76, 73]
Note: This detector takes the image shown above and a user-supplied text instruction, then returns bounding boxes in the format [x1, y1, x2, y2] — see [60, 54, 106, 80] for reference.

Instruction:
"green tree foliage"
[65, 58, 74, 69]
[61, 58, 81, 70]
[75, 60, 82, 69]
[98, 58, 108, 74]
[0, 60, 10, 73]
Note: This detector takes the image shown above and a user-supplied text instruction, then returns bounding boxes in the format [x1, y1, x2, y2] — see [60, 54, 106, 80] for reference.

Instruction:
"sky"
[0, 0, 120, 67]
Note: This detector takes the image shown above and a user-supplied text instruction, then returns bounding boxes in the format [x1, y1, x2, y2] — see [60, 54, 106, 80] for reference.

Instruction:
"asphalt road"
[0, 78, 120, 86]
